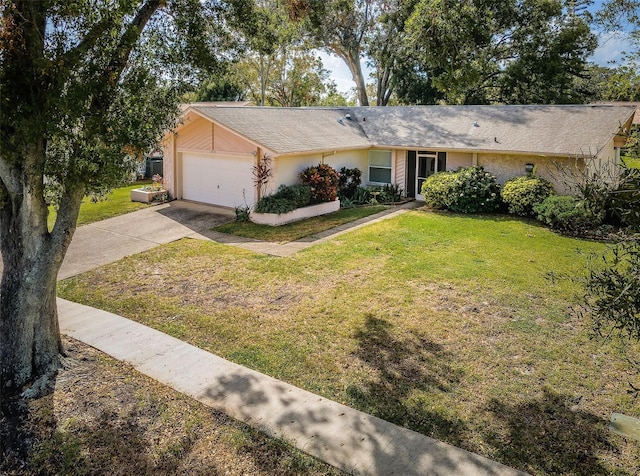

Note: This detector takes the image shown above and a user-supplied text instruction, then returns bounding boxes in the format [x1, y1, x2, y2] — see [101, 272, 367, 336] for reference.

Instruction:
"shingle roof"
[352, 105, 635, 157]
[191, 106, 370, 155]
[188, 104, 636, 158]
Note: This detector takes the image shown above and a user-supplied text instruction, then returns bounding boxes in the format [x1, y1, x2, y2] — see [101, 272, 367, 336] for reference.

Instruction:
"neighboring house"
[161, 104, 636, 208]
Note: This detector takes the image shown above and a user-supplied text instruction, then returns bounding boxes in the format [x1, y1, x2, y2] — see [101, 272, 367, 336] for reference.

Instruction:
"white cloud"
[591, 31, 633, 66]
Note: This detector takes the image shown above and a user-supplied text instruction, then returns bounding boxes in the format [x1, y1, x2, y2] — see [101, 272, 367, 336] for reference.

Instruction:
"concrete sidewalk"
[58, 298, 526, 476]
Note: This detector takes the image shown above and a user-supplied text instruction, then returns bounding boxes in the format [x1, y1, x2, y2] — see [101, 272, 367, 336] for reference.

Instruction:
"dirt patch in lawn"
[0, 337, 342, 476]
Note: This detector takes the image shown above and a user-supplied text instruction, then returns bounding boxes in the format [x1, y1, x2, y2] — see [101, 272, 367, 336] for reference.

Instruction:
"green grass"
[48, 181, 152, 230]
[214, 205, 387, 242]
[58, 210, 640, 475]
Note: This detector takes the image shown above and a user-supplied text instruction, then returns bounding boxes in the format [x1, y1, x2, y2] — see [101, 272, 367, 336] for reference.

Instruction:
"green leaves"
[400, 0, 596, 104]
[583, 240, 640, 341]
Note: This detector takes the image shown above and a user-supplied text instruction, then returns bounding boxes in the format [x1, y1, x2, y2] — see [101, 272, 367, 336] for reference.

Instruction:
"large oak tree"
[0, 0, 238, 397]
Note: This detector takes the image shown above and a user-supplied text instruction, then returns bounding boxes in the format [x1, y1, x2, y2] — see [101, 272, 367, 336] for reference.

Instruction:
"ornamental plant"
[534, 195, 597, 233]
[300, 163, 340, 203]
[501, 175, 554, 216]
[338, 167, 362, 200]
[421, 171, 456, 209]
[142, 174, 165, 192]
[253, 184, 312, 214]
[421, 166, 501, 213]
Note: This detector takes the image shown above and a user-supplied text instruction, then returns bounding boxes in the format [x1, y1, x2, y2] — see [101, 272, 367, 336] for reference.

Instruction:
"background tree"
[233, 42, 339, 106]
[306, 0, 376, 106]
[366, 0, 416, 105]
[188, 72, 248, 102]
[0, 0, 241, 396]
[401, 0, 596, 104]
[269, 51, 337, 106]
[593, 1, 640, 101]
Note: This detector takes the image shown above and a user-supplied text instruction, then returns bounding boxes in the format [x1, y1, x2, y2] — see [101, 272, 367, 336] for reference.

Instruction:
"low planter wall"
[250, 200, 340, 226]
[130, 189, 167, 203]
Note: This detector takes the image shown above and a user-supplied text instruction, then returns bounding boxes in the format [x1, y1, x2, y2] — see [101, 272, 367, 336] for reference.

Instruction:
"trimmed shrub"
[274, 184, 312, 209]
[253, 184, 312, 214]
[253, 196, 297, 214]
[534, 195, 598, 232]
[300, 164, 340, 203]
[421, 166, 501, 213]
[338, 167, 362, 200]
[421, 171, 457, 209]
[501, 175, 554, 216]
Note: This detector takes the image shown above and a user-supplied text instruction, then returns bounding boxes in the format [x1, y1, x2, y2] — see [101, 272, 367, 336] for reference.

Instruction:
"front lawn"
[214, 205, 387, 242]
[58, 210, 640, 475]
[48, 181, 153, 230]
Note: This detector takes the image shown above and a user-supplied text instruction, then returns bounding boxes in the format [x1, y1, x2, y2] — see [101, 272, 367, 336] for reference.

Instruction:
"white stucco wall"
[271, 150, 369, 194]
[590, 138, 620, 186]
[477, 153, 584, 195]
[447, 152, 473, 171]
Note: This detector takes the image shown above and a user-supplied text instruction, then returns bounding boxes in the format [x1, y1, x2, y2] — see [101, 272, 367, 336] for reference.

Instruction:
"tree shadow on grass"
[348, 314, 467, 446]
[486, 387, 619, 475]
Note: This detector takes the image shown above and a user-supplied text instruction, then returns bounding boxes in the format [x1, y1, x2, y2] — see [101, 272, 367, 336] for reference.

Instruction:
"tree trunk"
[0, 155, 83, 397]
[376, 65, 393, 106]
[0, 259, 62, 395]
[342, 48, 369, 106]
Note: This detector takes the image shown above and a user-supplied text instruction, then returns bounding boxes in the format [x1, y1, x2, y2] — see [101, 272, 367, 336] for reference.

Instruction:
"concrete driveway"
[58, 201, 234, 280]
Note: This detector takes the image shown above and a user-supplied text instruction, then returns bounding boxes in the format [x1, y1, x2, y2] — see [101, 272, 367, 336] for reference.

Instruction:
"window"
[368, 150, 392, 184]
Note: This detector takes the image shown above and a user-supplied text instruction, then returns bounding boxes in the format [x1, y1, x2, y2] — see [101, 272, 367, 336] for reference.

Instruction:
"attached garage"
[181, 153, 255, 208]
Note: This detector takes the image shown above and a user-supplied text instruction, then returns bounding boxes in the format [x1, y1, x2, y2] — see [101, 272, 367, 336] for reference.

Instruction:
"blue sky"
[322, 1, 635, 94]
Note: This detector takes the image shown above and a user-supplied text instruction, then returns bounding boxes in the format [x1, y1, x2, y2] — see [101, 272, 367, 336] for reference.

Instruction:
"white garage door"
[181, 153, 255, 208]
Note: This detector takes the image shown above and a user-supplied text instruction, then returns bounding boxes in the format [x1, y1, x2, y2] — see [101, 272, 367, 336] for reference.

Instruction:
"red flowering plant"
[299, 164, 340, 203]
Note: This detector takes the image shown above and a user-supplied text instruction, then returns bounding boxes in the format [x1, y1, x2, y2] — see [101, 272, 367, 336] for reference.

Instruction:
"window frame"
[368, 150, 393, 185]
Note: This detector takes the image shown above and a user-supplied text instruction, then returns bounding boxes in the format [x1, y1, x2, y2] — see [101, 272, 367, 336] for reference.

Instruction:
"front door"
[415, 151, 446, 200]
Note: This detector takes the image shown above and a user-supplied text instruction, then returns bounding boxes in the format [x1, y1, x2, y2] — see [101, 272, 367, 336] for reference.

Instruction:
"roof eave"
[275, 144, 373, 158]
[172, 107, 278, 156]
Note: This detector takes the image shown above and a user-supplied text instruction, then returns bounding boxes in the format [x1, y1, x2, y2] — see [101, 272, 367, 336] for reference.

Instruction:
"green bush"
[534, 195, 598, 232]
[253, 184, 313, 214]
[235, 205, 250, 222]
[421, 171, 456, 209]
[253, 196, 297, 214]
[300, 164, 340, 203]
[380, 183, 403, 203]
[501, 175, 554, 216]
[338, 167, 362, 200]
[610, 167, 640, 230]
[274, 184, 312, 209]
[351, 186, 371, 205]
[420, 166, 501, 213]
[365, 184, 403, 204]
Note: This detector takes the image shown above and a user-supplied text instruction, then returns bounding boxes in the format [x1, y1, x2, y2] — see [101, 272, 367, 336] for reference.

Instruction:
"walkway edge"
[58, 298, 528, 476]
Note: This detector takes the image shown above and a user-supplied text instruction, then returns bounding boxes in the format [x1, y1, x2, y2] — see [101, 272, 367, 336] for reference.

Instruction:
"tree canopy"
[0, 0, 238, 395]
